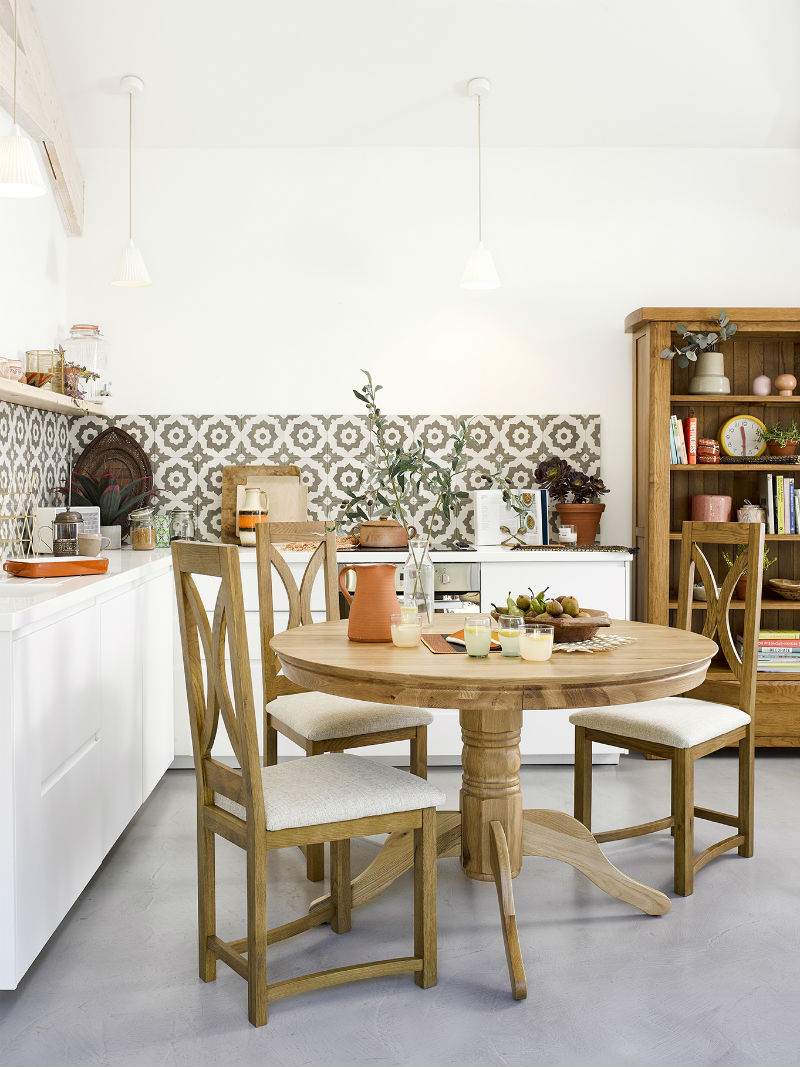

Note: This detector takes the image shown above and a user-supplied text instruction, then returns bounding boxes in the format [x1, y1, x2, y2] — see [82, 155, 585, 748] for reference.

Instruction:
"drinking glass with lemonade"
[498, 614, 523, 657]
[464, 614, 492, 658]
[519, 623, 554, 661]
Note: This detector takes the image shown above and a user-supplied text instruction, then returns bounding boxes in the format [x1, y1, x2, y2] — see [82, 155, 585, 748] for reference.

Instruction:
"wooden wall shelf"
[0, 377, 107, 417]
[629, 306, 800, 746]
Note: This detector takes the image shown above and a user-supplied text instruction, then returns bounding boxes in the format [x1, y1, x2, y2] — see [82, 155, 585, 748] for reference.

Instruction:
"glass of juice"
[498, 614, 523, 657]
[519, 623, 554, 662]
[391, 613, 422, 648]
[464, 614, 492, 658]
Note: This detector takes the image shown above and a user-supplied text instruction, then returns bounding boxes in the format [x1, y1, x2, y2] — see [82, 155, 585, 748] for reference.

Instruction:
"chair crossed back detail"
[256, 521, 339, 705]
[675, 520, 764, 715]
[172, 541, 265, 827]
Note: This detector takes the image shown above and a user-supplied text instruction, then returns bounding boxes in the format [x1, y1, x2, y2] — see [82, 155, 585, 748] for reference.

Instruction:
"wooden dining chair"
[570, 520, 764, 896]
[256, 520, 434, 881]
[172, 540, 443, 1027]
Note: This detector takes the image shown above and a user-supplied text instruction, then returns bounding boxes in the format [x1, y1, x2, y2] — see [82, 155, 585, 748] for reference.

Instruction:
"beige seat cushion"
[569, 697, 750, 749]
[215, 752, 446, 831]
[268, 690, 433, 741]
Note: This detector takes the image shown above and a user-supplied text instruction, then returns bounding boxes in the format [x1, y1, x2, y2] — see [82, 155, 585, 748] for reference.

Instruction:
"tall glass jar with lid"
[59, 325, 110, 402]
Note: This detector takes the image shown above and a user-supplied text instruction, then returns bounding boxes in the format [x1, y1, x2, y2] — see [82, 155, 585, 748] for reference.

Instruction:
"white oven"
[339, 560, 481, 614]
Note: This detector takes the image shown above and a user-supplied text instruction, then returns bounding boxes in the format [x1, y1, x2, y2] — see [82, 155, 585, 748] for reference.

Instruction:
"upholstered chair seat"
[570, 698, 750, 750]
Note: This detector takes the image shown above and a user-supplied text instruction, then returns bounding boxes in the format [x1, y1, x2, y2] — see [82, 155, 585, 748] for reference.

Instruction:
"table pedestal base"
[310, 808, 670, 1000]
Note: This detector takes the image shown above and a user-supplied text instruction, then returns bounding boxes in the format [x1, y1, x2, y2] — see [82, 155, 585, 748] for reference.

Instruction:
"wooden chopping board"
[220, 465, 306, 544]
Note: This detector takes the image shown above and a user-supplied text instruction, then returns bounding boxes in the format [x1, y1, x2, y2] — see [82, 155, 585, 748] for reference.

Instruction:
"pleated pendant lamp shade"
[0, 125, 45, 197]
[461, 241, 501, 290]
[114, 238, 152, 287]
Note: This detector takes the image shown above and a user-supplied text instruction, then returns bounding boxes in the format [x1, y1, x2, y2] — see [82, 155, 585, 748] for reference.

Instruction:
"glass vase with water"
[403, 538, 434, 622]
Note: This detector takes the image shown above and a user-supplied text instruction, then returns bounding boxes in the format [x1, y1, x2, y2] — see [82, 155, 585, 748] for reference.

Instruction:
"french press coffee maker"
[52, 509, 84, 556]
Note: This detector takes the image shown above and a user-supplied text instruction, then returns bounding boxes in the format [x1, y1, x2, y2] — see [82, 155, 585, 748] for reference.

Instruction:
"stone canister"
[339, 563, 399, 642]
[752, 375, 772, 396]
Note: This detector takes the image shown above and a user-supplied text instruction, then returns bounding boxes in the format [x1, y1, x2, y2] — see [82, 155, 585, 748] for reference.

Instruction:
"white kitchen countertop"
[0, 543, 632, 631]
[0, 548, 173, 632]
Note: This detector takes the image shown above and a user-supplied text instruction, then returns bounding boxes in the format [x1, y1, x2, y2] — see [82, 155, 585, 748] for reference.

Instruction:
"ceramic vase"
[752, 375, 772, 396]
[688, 349, 731, 395]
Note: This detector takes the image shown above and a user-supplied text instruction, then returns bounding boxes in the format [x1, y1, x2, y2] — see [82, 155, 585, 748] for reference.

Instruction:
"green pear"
[561, 596, 580, 617]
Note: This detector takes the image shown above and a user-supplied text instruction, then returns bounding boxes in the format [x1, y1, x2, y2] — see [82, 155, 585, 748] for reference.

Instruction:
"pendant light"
[112, 75, 151, 286]
[0, 0, 45, 198]
[460, 77, 500, 290]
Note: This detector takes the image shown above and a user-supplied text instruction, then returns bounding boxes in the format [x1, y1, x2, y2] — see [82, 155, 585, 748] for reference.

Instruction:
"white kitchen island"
[0, 550, 174, 989]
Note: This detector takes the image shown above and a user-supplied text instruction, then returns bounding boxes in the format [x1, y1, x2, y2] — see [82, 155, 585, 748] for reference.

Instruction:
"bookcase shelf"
[670, 464, 800, 472]
[629, 307, 800, 746]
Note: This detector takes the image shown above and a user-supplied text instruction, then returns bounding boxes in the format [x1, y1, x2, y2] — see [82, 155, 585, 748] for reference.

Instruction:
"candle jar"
[390, 613, 422, 648]
[464, 614, 492, 658]
[129, 506, 157, 550]
[519, 623, 554, 662]
[498, 614, 523, 657]
[558, 523, 577, 545]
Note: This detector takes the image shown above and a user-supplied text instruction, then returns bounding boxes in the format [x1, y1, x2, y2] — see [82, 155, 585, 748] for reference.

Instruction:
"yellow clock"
[718, 415, 767, 458]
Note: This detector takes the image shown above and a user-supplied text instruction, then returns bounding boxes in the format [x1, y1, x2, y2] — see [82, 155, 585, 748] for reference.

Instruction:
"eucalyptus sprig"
[659, 310, 738, 368]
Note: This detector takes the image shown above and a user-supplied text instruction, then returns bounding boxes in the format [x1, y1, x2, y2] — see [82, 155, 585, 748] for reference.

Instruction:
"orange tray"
[3, 556, 110, 578]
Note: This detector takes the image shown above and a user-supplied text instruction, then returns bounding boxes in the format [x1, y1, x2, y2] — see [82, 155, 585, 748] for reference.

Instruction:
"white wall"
[0, 110, 68, 364]
[60, 144, 800, 545]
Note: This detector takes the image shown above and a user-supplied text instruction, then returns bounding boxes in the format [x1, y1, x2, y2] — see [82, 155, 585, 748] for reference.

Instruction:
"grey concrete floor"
[1, 754, 799, 1067]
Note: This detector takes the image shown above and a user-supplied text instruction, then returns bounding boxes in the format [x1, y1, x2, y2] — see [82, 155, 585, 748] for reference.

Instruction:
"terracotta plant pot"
[555, 503, 605, 546]
[734, 573, 767, 602]
[766, 440, 798, 456]
[338, 563, 399, 641]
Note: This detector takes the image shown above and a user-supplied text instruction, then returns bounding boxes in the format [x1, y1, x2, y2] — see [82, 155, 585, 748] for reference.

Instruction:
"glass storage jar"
[170, 508, 195, 542]
[129, 506, 157, 550]
[59, 324, 110, 402]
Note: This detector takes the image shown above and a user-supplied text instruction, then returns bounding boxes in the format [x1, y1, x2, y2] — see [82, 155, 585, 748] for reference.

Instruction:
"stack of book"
[736, 629, 800, 672]
[669, 416, 696, 464]
[759, 473, 800, 535]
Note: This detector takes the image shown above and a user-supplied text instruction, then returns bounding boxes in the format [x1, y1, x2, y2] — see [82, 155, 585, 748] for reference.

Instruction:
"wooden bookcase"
[627, 307, 800, 747]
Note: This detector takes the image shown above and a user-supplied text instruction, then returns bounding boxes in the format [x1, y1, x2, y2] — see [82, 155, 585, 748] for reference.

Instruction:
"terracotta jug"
[339, 563, 399, 642]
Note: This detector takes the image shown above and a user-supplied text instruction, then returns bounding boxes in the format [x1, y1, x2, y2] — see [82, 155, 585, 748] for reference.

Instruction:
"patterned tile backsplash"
[0, 405, 601, 550]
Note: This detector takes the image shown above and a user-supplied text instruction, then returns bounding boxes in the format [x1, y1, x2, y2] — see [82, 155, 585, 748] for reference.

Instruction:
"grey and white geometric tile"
[240, 414, 282, 459]
[68, 413, 109, 454]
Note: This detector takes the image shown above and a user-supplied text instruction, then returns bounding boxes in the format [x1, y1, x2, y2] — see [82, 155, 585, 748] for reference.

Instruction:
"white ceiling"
[30, 0, 800, 150]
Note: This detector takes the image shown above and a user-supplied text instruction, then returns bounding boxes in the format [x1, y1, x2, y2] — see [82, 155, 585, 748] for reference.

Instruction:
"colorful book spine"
[682, 417, 697, 464]
[777, 477, 785, 535]
[787, 477, 795, 535]
[669, 420, 677, 464]
[759, 630, 800, 638]
[795, 489, 800, 533]
[765, 474, 775, 534]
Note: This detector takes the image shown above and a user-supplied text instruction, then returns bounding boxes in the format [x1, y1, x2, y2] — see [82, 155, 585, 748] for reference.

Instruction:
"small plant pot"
[766, 440, 798, 456]
[555, 503, 605, 546]
[734, 573, 768, 602]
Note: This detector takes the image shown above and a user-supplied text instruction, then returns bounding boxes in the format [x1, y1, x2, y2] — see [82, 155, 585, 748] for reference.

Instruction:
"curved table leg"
[309, 812, 461, 914]
[522, 809, 671, 916]
[489, 821, 527, 1000]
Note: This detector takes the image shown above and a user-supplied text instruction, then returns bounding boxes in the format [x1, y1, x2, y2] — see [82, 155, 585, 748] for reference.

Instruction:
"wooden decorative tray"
[221, 465, 305, 544]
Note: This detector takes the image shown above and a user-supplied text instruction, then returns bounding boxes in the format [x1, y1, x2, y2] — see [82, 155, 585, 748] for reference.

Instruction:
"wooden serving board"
[220, 465, 305, 544]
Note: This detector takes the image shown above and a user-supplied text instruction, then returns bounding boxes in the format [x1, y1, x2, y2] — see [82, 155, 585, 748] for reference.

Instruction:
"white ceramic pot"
[688, 349, 731, 395]
[100, 524, 122, 550]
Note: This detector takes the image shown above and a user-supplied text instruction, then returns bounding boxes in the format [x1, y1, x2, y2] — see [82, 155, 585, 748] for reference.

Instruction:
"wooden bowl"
[768, 578, 800, 601]
[548, 608, 611, 643]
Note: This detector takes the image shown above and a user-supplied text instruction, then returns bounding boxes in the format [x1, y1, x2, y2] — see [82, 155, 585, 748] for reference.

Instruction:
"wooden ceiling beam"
[0, 0, 84, 235]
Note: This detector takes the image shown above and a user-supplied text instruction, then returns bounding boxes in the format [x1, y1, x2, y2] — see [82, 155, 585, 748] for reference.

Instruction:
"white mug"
[77, 533, 111, 557]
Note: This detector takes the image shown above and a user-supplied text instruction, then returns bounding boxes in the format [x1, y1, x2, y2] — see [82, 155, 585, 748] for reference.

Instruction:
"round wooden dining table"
[271, 616, 718, 1000]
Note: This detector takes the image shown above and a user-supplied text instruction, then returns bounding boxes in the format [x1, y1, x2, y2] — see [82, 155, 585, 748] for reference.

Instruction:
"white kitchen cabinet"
[0, 553, 175, 988]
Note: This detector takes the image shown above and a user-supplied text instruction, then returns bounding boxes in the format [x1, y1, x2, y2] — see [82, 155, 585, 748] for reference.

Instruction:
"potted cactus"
[533, 456, 609, 545]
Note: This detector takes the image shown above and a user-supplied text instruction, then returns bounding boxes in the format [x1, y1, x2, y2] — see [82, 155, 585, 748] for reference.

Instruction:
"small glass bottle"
[129, 506, 157, 550]
[155, 512, 172, 548]
[170, 508, 195, 542]
[403, 538, 435, 623]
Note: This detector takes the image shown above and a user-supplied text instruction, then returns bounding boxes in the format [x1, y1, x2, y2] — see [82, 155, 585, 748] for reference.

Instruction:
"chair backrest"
[675, 520, 764, 716]
[172, 541, 265, 828]
[255, 521, 339, 707]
